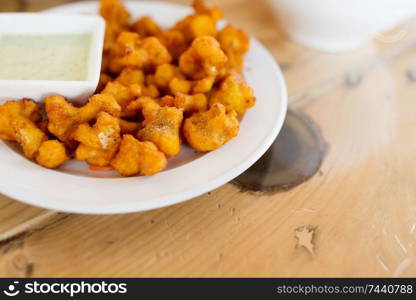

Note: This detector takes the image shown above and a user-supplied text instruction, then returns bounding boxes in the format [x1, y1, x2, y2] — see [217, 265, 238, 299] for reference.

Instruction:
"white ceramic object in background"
[0, 1, 288, 214]
[0, 14, 104, 103]
[267, 0, 416, 52]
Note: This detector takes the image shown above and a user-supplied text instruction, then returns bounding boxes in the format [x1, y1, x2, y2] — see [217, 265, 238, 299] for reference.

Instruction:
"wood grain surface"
[0, 0, 416, 277]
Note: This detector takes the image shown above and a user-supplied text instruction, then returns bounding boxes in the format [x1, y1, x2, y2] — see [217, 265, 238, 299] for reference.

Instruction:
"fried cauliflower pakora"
[154, 64, 184, 90]
[161, 93, 207, 114]
[115, 67, 145, 86]
[123, 96, 158, 118]
[0, 99, 47, 159]
[157, 30, 188, 61]
[111, 134, 167, 176]
[100, 0, 131, 51]
[179, 36, 227, 80]
[101, 81, 141, 116]
[218, 25, 250, 72]
[45, 94, 121, 146]
[173, 0, 223, 43]
[183, 103, 239, 152]
[209, 72, 255, 115]
[137, 101, 183, 157]
[97, 73, 113, 93]
[109, 32, 172, 74]
[73, 112, 121, 166]
[36, 140, 68, 169]
[192, 0, 223, 21]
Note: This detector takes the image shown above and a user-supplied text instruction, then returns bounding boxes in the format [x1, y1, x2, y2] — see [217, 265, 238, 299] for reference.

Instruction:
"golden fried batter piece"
[168, 76, 215, 94]
[132, 16, 162, 37]
[193, 76, 215, 93]
[100, 0, 131, 51]
[218, 25, 250, 72]
[100, 0, 130, 28]
[123, 96, 159, 117]
[179, 36, 227, 80]
[97, 73, 113, 93]
[183, 103, 239, 152]
[101, 81, 141, 115]
[37, 119, 50, 136]
[115, 67, 145, 86]
[111, 134, 167, 176]
[0, 99, 40, 140]
[209, 73, 255, 115]
[0, 99, 47, 159]
[173, 0, 223, 43]
[137, 101, 183, 157]
[36, 140, 68, 169]
[73, 112, 121, 166]
[119, 119, 141, 135]
[173, 15, 216, 42]
[169, 77, 193, 94]
[109, 32, 172, 74]
[101, 51, 111, 73]
[161, 93, 207, 114]
[192, 0, 223, 21]
[142, 76, 161, 98]
[154, 64, 184, 90]
[45, 94, 121, 146]
[157, 30, 188, 60]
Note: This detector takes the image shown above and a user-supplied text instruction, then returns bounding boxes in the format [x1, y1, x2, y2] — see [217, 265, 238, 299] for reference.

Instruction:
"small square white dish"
[0, 13, 105, 103]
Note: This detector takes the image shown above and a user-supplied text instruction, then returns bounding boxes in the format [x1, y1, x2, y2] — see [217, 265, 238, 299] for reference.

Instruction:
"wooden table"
[1, 0, 416, 277]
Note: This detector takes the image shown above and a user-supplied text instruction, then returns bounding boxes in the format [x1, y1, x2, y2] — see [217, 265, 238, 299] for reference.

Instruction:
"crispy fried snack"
[183, 103, 239, 152]
[111, 134, 167, 176]
[161, 93, 207, 114]
[109, 32, 172, 74]
[157, 30, 188, 60]
[119, 119, 141, 134]
[132, 16, 162, 37]
[169, 77, 193, 94]
[123, 96, 159, 117]
[193, 75, 215, 93]
[97, 73, 113, 93]
[192, 0, 223, 21]
[154, 64, 184, 90]
[173, 0, 223, 42]
[209, 73, 255, 115]
[137, 101, 183, 157]
[73, 112, 121, 166]
[100, 0, 131, 51]
[179, 36, 227, 80]
[115, 67, 145, 86]
[36, 140, 68, 169]
[0, 99, 47, 159]
[142, 85, 160, 98]
[100, 0, 130, 28]
[218, 25, 250, 72]
[45, 94, 121, 146]
[0, 1, 256, 176]
[168, 75, 215, 94]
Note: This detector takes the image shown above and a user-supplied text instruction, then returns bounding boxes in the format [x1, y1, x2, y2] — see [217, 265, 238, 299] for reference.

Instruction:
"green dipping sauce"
[0, 33, 92, 81]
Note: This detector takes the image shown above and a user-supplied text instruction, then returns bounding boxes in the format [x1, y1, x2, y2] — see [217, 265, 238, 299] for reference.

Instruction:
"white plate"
[0, 1, 287, 214]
